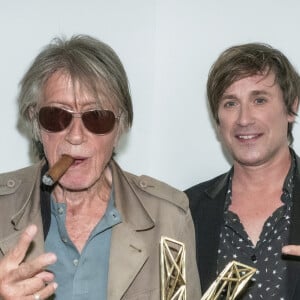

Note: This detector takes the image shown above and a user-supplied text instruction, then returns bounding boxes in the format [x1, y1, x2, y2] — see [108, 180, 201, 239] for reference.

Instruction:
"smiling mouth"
[238, 135, 256, 139]
[236, 134, 262, 141]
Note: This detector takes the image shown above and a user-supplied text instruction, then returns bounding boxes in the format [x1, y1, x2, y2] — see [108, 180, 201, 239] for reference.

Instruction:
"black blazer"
[186, 154, 300, 299]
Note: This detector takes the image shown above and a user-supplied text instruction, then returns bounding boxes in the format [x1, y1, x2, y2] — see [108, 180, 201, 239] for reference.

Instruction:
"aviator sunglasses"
[38, 106, 120, 135]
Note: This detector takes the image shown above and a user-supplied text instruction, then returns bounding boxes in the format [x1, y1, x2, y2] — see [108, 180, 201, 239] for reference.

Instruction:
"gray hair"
[18, 34, 133, 157]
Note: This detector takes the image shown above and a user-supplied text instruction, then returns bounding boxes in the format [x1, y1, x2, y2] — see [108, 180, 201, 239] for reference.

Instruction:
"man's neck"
[232, 147, 292, 193]
[229, 147, 292, 245]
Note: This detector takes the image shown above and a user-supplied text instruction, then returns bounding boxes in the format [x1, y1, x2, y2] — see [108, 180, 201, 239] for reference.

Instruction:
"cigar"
[42, 154, 74, 186]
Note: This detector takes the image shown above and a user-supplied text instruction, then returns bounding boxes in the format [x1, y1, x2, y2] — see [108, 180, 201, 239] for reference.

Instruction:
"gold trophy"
[160, 236, 186, 300]
[160, 236, 256, 300]
[201, 261, 256, 300]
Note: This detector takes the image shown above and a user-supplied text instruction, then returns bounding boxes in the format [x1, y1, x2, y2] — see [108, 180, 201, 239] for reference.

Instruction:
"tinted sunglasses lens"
[39, 107, 72, 132]
[82, 110, 116, 134]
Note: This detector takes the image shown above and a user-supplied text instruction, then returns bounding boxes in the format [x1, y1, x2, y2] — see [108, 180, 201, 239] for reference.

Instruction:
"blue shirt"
[45, 192, 121, 300]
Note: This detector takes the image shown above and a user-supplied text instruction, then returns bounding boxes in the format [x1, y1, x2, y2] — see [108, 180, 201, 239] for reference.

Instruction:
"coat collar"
[107, 160, 156, 299]
[110, 160, 154, 231]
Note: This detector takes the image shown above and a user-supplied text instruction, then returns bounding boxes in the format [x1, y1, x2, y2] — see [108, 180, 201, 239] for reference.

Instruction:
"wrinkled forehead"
[42, 69, 118, 110]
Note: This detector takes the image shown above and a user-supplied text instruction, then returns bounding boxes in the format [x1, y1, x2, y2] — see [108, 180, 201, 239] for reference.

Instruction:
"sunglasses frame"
[38, 106, 121, 135]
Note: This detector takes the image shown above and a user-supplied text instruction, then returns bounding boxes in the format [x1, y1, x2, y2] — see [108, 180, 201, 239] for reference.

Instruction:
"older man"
[0, 35, 200, 300]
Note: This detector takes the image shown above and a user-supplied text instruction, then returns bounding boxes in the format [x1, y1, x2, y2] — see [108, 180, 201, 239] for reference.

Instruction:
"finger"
[8, 225, 37, 265]
[19, 276, 49, 296]
[282, 245, 300, 255]
[10, 253, 57, 282]
[34, 271, 55, 283]
[0, 275, 50, 299]
[30, 281, 58, 300]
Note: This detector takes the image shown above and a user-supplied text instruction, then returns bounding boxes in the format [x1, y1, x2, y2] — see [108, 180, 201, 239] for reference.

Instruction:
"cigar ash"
[42, 155, 74, 186]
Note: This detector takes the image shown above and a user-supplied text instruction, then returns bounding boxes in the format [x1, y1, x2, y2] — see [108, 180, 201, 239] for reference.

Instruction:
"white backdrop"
[1, 0, 299, 190]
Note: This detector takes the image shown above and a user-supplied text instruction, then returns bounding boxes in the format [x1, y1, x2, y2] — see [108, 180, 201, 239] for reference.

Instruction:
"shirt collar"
[282, 149, 296, 200]
[224, 151, 296, 210]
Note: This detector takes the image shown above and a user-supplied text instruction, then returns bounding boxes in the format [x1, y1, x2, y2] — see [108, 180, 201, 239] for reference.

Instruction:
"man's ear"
[288, 97, 299, 123]
[293, 97, 299, 113]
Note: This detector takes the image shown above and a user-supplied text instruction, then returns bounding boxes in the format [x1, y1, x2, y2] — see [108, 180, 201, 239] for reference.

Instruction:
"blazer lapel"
[198, 172, 230, 292]
[287, 155, 300, 299]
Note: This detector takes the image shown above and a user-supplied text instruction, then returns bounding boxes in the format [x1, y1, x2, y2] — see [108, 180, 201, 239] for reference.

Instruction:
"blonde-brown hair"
[207, 43, 300, 144]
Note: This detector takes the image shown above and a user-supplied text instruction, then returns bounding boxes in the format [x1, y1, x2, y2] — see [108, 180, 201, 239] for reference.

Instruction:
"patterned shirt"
[217, 156, 295, 299]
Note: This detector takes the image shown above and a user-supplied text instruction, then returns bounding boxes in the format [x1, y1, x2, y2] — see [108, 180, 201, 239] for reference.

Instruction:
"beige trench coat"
[0, 160, 201, 299]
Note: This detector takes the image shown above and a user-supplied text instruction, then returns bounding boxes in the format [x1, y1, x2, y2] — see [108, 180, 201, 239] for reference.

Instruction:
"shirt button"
[73, 259, 79, 266]
[62, 238, 68, 243]
[111, 210, 118, 219]
[58, 207, 64, 215]
[251, 254, 257, 262]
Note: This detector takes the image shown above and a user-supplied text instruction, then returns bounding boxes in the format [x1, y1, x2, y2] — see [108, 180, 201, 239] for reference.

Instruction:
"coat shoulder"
[0, 163, 41, 196]
[124, 171, 189, 212]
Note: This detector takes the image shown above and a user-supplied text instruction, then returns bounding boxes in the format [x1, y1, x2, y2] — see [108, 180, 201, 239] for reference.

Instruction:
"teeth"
[238, 135, 256, 139]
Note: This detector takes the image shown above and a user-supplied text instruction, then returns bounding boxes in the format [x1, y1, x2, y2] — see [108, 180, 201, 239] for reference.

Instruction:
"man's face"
[39, 71, 119, 191]
[217, 71, 296, 167]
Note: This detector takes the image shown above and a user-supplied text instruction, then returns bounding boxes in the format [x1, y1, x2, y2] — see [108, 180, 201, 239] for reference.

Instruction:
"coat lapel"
[0, 212, 45, 261]
[107, 161, 154, 299]
[108, 222, 149, 299]
[0, 230, 23, 255]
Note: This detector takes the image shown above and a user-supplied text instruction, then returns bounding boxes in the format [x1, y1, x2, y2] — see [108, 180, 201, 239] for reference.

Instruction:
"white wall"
[1, 0, 299, 190]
